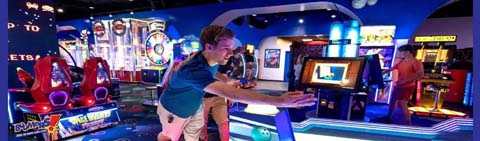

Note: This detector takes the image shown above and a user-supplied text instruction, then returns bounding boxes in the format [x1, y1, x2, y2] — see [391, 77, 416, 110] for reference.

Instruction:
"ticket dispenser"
[17, 56, 74, 113]
[77, 57, 112, 106]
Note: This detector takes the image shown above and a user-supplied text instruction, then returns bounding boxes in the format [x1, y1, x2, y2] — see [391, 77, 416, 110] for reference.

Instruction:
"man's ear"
[205, 43, 214, 51]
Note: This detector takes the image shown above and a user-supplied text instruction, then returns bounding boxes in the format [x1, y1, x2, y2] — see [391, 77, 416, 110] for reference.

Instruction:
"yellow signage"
[414, 36, 457, 42]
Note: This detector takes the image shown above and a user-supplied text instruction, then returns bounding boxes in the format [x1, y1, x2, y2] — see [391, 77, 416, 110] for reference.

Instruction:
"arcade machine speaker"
[77, 57, 112, 106]
[16, 56, 74, 113]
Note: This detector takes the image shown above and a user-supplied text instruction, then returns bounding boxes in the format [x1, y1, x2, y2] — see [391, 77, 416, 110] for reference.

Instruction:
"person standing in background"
[383, 45, 424, 125]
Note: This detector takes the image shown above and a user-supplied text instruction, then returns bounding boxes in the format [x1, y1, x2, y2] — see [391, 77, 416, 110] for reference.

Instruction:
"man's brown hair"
[199, 25, 235, 50]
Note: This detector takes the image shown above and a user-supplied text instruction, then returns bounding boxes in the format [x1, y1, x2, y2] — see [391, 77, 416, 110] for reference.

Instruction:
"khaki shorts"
[157, 103, 204, 141]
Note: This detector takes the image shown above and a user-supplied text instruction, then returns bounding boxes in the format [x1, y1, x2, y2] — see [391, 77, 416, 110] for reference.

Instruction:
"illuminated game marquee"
[300, 57, 365, 90]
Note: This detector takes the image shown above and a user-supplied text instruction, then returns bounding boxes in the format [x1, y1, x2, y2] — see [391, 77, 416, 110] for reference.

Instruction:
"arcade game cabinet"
[299, 57, 368, 120]
[358, 25, 397, 104]
[15, 56, 75, 114]
[409, 36, 465, 118]
[9, 56, 121, 140]
[75, 57, 113, 106]
[141, 20, 173, 85]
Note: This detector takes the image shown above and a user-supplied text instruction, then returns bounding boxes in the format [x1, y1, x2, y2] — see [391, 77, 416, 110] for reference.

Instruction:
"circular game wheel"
[146, 32, 172, 66]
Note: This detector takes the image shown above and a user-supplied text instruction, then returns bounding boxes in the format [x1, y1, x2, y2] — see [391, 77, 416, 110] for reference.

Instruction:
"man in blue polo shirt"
[157, 25, 316, 141]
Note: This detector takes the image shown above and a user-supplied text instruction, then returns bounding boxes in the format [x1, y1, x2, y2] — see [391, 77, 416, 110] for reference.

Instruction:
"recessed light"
[327, 8, 332, 11]
[90, 16, 94, 20]
[298, 18, 304, 24]
[57, 8, 64, 13]
[331, 15, 336, 18]
[109, 14, 112, 17]
[252, 14, 256, 16]
[89, 6, 95, 10]
[264, 20, 268, 23]
[130, 11, 134, 15]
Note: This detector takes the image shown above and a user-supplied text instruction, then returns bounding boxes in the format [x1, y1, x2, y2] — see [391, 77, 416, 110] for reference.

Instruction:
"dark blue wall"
[9, 0, 59, 88]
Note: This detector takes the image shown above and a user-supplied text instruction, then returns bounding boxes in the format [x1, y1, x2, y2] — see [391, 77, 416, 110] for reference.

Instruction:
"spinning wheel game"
[145, 32, 172, 66]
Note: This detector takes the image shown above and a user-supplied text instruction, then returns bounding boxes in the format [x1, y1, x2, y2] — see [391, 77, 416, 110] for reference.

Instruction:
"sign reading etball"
[112, 18, 126, 36]
[93, 21, 106, 37]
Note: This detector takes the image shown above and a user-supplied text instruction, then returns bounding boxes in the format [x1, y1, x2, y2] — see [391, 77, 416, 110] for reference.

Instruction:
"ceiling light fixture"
[331, 14, 336, 18]
[367, 0, 378, 6]
[57, 8, 64, 13]
[109, 14, 113, 17]
[352, 0, 367, 9]
[264, 20, 268, 23]
[252, 14, 256, 16]
[88, 1, 95, 9]
[298, 18, 304, 24]
[327, 8, 332, 11]
[130, 11, 134, 15]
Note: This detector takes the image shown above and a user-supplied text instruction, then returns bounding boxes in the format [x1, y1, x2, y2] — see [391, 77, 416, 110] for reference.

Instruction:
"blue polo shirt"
[160, 53, 218, 118]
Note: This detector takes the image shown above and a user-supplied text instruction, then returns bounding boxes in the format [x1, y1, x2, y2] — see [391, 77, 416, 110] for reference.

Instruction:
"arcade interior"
[7, 0, 475, 141]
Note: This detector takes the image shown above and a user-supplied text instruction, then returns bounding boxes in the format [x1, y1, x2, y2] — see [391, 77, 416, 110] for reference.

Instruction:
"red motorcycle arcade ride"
[9, 56, 120, 140]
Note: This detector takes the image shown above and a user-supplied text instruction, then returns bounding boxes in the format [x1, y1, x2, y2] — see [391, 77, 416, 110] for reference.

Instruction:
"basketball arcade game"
[8, 56, 120, 140]
[358, 25, 397, 104]
[92, 18, 153, 83]
[409, 35, 466, 118]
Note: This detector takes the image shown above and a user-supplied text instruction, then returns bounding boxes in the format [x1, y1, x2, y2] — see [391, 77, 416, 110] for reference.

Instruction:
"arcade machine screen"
[300, 57, 367, 120]
[51, 61, 69, 88]
[181, 40, 201, 55]
[97, 62, 110, 84]
[177, 39, 202, 61]
[358, 47, 395, 69]
[300, 57, 365, 90]
[311, 63, 348, 84]
[416, 49, 449, 63]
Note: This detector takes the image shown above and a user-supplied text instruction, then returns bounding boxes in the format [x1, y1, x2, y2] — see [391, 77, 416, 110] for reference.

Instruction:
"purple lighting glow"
[94, 87, 108, 100]
[49, 91, 68, 106]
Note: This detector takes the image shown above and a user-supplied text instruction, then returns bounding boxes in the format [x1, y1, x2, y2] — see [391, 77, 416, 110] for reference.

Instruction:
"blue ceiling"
[57, 0, 450, 47]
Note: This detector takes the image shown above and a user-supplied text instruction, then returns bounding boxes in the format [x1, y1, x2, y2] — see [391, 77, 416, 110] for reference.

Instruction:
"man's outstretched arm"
[204, 82, 316, 107]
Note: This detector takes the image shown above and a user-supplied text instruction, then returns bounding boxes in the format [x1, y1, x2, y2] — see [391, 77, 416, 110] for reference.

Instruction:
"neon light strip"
[8, 92, 13, 123]
[294, 132, 372, 141]
[374, 88, 378, 102]
[387, 45, 398, 104]
[253, 55, 259, 79]
[293, 122, 436, 139]
[294, 118, 473, 133]
[294, 121, 436, 134]
[293, 118, 436, 134]
[296, 118, 434, 131]
[240, 54, 246, 78]
[230, 115, 276, 130]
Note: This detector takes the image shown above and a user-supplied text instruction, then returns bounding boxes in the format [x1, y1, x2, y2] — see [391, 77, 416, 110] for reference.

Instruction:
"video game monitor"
[299, 57, 366, 91]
